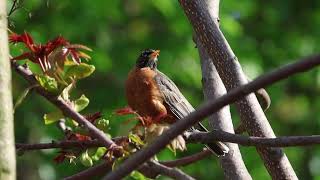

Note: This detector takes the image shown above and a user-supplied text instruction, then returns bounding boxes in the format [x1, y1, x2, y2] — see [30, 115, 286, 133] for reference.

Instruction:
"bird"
[125, 49, 229, 156]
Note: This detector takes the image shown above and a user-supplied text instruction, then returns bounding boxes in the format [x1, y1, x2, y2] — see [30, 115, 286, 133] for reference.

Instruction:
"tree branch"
[103, 53, 320, 179]
[179, 0, 297, 179]
[145, 160, 195, 180]
[0, 1, 16, 178]
[160, 149, 211, 167]
[11, 62, 121, 155]
[15, 137, 127, 152]
[196, 1, 251, 178]
[64, 162, 111, 180]
[187, 131, 320, 147]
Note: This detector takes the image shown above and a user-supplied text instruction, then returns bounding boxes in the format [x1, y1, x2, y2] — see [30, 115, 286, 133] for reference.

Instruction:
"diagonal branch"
[103, 54, 320, 179]
[179, 0, 297, 179]
[145, 160, 195, 180]
[196, 0, 251, 177]
[11, 61, 121, 154]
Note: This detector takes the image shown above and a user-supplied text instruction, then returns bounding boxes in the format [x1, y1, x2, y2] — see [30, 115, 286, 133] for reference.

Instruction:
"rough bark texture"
[179, 0, 297, 179]
[0, 0, 16, 179]
[197, 1, 251, 179]
[198, 39, 252, 180]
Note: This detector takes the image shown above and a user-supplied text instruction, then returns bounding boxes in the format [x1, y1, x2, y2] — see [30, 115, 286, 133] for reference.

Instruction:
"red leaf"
[53, 152, 66, 163]
[66, 132, 92, 141]
[84, 112, 102, 123]
[115, 106, 136, 115]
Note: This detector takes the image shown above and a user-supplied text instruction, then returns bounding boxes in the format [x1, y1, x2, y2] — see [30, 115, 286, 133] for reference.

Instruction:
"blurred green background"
[9, 0, 320, 179]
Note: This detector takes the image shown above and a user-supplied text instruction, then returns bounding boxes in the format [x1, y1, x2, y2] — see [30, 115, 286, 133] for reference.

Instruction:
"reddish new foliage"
[9, 32, 91, 72]
[114, 106, 136, 115]
[115, 106, 154, 126]
[53, 151, 67, 163]
[66, 132, 92, 141]
[84, 112, 102, 123]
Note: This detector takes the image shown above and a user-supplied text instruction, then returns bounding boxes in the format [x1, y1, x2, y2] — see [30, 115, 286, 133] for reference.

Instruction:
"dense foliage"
[9, 0, 320, 179]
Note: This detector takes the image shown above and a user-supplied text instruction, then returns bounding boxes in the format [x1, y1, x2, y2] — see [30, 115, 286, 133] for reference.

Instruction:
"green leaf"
[43, 111, 64, 125]
[61, 83, 74, 101]
[130, 171, 150, 180]
[96, 119, 109, 131]
[91, 147, 107, 161]
[129, 133, 145, 146]
[80, 150, 93, 167]
[74, 94, 89, 112]
[65, 63, 95, 80]
[35, 74, 58, 93]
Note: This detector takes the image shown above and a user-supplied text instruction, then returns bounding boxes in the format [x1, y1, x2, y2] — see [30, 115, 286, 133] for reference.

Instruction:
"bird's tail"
[196, 123, 229, 156]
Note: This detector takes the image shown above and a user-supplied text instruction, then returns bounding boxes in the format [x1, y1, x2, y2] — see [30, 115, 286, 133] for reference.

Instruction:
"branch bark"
[145, 160, 195, 180]
[160, 149, 211, 167]
[198, 39, 252, 179]
[179, 0, 297, 179]
[103, 53, 320, 179]
[11, 62, 121, 154]
[15, 137, 127, 152]
[187, 131, 320, 147]
[0, 0, 16, 179]
[196, 2, 251, 178]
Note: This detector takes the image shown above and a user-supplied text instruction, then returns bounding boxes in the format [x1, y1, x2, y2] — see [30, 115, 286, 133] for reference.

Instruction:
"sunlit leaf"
[129, 133, 144, 146]
[35, 74, 58, 93]
[80, 150, 93, 167]
[61, 83, 74, 101]
[65, 63, 95, 80]
[130, 171, 151, 180]
[91, 147, 107, 161]
[43, 111, 64, 125]
[96, 119, 109, 131]
[74, 94, 89, 112]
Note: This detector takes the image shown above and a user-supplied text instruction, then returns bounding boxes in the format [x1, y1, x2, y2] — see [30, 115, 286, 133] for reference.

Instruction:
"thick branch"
[0, 1, 16, 179]
[196, 0, 251, 177]
[187, 131, 320, 147]
[179, 0, 297, 179]
[11, 62, 121, 154]
[198, 41, 252, 179]
[145, 161, 195, 180]
[103, 54, 320, 179]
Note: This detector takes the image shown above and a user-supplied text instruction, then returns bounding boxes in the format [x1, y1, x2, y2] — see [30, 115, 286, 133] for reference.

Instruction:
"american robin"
[125, 49, 229, 156]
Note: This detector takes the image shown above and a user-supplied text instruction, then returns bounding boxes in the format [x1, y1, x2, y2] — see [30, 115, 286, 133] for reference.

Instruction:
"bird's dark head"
[136, 49, 160, 70]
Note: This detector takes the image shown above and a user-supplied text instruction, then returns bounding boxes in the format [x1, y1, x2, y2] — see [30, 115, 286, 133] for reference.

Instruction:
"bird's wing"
[154, 70, 229, 156]
[154, 70, 194, 120]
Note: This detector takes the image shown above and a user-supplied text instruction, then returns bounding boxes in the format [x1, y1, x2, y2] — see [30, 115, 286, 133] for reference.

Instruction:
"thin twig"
[146, 160, 195, 180]
[11, 61, 121, 154]
[64, 162, 111, 180]
[187, 131, 320, 147]
[160, 149, 211, 167]
[103, 54, 320, 179]
[15, 137, 127, 151]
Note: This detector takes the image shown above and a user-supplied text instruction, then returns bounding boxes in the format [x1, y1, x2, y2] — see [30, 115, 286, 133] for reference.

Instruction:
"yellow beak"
[150, 50, 160, 59]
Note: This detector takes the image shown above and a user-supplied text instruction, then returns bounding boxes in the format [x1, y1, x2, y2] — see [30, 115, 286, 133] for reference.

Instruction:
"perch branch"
[187, 131, 320, 147]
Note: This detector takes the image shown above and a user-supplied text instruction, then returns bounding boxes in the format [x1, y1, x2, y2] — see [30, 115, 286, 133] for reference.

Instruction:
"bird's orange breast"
[125, 67, 166, 118]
